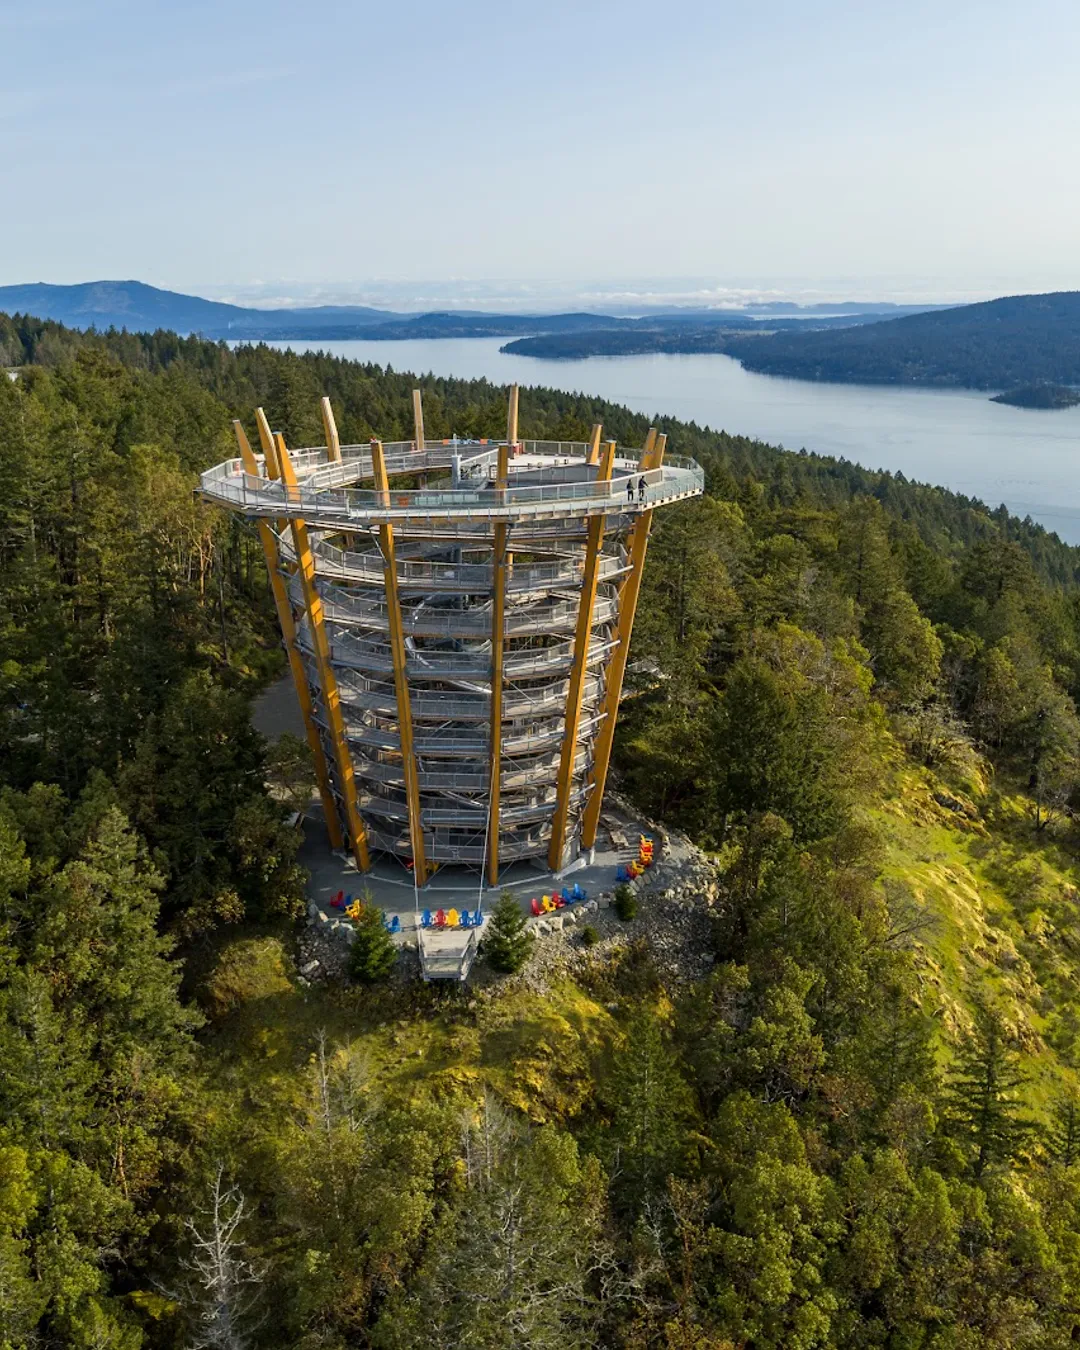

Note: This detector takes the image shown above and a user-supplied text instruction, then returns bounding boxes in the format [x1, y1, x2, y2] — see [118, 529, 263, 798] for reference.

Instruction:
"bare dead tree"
[881, 879, 939, 949]
[179, 1164, 264, 1350]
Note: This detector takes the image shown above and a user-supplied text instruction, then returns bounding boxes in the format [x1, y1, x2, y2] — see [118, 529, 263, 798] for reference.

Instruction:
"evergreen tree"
[607, 1005, 691, 1212]
[348, 900, 397, 984]
[945, 1009, 1033, 1177]
[484, 890, 533, 974]
[377, 1097, 605, 1350]
[1050, 1092, 1080, 1167]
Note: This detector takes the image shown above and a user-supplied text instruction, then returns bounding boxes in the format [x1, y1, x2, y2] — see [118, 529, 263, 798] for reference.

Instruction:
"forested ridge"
[723, 291, 1080, 391]
[9, 312, 1080, 1347]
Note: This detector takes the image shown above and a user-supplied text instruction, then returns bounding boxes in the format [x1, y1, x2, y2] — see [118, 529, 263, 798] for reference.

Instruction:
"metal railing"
[419, 928, 480, 982]
[301, 579, 620, 637]
[199, 454, 704, 523]
[368, 825, 549, 864]
[302, 535, 630, 592]
[334, 669, 603, 722]
[341, 710, 603, 758]
[321, 629, 616, 680]
[354, 750, 588, 792]
[358, 784, 588, 828]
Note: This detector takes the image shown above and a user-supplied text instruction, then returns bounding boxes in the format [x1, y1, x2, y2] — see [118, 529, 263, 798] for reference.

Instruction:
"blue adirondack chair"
[421, 909, 433, 928]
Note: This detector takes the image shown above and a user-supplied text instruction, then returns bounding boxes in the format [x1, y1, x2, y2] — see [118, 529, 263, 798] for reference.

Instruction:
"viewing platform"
[202, 387, 702, 974]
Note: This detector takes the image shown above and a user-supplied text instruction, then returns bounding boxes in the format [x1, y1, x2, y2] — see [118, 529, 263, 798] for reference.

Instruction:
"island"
[991, 383, 1080, 409]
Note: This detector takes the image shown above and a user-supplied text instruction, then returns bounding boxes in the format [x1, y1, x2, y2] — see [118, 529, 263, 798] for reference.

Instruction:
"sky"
[3, 0, 1080, 307]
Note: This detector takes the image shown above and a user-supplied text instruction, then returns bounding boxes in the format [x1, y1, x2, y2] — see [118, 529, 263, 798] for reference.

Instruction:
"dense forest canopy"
[8, 311, 1080, 1346]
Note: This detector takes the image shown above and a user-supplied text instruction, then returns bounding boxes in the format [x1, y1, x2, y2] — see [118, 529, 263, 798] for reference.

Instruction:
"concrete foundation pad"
[299, 801, 659, 936]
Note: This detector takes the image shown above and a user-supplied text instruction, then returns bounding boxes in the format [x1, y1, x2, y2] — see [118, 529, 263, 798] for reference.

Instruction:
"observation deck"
[200, 387, 703, 893]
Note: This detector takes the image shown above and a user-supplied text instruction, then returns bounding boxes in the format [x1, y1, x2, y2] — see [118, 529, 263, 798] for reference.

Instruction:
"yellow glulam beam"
[254, 407, 281, 479]
[371, 439, 428, 886]
[232, 421, 344, 849]
[581, 430, 666, 851]
[412, 388, 426, 452]
[275, 433, 370, 872]
[548, 438, 615, 871]
[320, 397, 342, 464]
[586, 422, 602, 466]
[487, 389, 516, 885]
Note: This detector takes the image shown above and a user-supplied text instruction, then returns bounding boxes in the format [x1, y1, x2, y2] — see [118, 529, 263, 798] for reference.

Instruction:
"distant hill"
[500, 310, 934, 359]
[0, 281, 630, 343]
[722, 291, 1080, 391]
[0, 281, 397, 338]
[268, 311, 635, 341]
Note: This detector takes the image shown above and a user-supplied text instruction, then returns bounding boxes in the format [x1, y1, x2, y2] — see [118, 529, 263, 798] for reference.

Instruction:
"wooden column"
[581, 431, 666, 850]
[232, 421, 344, 850]
[487, 385, 517, 884]
[412, 388, 425, 452]
[320, 397, 342, 463]
[548, 439, 616, 871]
[371, 439, 428, 885]
[254, 406, 282, 479]
[275, 433, 370, 872]
[585, 422, 602, 466]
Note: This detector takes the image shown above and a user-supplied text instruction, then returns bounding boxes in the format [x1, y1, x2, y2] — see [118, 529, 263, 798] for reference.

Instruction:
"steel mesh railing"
[199, 454, 704, 521]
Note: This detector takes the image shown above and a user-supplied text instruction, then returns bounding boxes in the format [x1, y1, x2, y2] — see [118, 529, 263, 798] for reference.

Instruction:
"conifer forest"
[9, 312, 1080, 1347]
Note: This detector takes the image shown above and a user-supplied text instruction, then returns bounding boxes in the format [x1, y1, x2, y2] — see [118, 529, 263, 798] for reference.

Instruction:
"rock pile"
[295, 820, 724, 991]
[295, 900, 422, 985]
[515, 831, 723, 992]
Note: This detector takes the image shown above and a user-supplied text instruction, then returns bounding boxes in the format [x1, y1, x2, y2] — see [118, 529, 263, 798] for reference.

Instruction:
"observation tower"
[201, 387, 703, 888]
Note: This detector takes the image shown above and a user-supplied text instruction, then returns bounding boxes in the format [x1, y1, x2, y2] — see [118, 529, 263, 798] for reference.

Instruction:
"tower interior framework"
[200, 389, 704, 885]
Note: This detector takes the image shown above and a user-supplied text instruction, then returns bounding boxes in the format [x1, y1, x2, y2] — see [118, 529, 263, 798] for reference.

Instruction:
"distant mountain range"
[0, 279, 946, 344]
[6, 281, 1077, 399]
